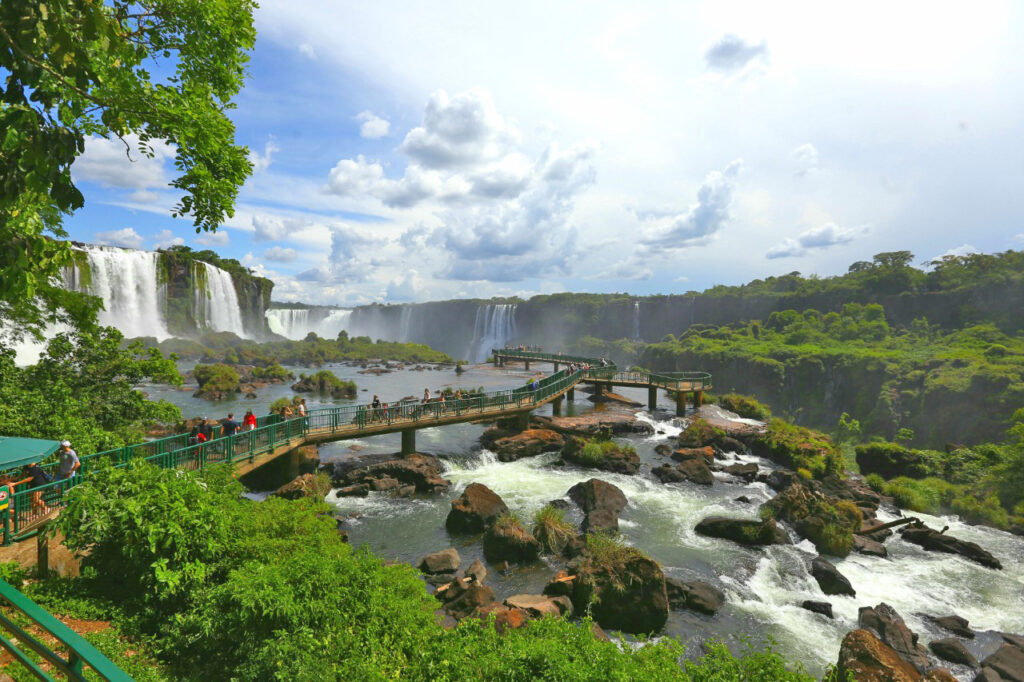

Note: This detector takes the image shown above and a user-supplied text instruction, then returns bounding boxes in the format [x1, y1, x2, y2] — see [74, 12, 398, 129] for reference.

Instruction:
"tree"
[0, 0, 256, 333]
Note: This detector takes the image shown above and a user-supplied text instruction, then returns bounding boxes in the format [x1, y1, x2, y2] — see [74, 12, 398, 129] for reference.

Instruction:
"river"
[145, 362, 1024, 679]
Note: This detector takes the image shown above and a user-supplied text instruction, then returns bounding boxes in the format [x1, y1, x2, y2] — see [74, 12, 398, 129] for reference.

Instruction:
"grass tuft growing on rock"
[532, 505, 576, 555]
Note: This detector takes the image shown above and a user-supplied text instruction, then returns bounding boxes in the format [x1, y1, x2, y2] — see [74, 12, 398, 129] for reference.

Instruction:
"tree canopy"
[0, 0, 256, 332]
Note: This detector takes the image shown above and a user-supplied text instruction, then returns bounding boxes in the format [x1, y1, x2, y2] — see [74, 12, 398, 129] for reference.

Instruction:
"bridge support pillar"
[514, 411, 531, 431]
[524, 360, 530, 371]
[694, 390, 704, 408]
[594, 383, 604, 396]
[675, 391, 686, 417]
[553, 362, 559, 372]
[567, 388, 575, 401]
[648, 385, 657, 410]
[401, 429, 416, 456]
[552, 396, 563, 416]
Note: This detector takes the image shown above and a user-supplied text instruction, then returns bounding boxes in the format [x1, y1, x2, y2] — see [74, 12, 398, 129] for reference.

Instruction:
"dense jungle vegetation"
[154, 330, 453, 367]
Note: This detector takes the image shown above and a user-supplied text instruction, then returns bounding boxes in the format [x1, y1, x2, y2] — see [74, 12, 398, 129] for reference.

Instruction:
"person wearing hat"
[56, 440, 80, 480]
[198, 417, 214, 443]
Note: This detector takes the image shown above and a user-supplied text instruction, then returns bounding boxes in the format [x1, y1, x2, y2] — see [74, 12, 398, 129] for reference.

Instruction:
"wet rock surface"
[858, 603, 930, 672]
[928, 637, 978, 667]
[560, 436, 641, 475]
[665, 578, 724, 615]
[801, 600, 834, 618]
[899, 525, 1003, 570]
[569, 551, 668, 634]
[419, 548, 461, 574]
[488, 428, 565, 462]
[446, 483, 510, 533]
[810, 557, 856, 597]
[694, 516, 791, 546]
[929, 614, 974, 639]
[834, 628, 921, 682]
[328, 453, 451, 494]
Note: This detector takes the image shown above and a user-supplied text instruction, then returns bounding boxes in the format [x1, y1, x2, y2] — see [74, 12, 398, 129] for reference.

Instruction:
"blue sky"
[64, 1, 1024, 305]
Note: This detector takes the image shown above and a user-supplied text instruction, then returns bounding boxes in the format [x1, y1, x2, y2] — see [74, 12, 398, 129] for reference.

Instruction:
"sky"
[64, 1, 1024, 305]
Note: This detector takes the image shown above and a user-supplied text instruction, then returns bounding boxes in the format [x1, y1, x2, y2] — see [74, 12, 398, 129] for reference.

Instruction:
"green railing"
[491, 349, 710, 390]
[0, 578, 131, 681]
[603, 370, 713, 391]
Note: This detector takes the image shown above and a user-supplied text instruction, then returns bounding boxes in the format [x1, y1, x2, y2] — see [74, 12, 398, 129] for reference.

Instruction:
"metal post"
[401, 429, 416, 456]
[648, 385, 657, 410]
[37, 532, 48, 579]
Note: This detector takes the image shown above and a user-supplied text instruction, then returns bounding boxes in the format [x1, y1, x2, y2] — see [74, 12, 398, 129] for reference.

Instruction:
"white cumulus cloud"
[356, 111, 390, 139]
[194, 230, 230, 247]
[248, 138, 279, 174]
[264, 246, 298, 262]
[152, 229, 185, 250]
[73, 134, 175, 191]
[766, 222, 865, 259]
[95, 227, 144, 249]
[704, 34, 768, 73]
[399, 89, 517, 169]
[791, 143, 820, 177]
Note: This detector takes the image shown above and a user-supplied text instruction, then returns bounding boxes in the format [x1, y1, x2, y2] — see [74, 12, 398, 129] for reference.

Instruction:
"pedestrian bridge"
[3, 349, 710, 545]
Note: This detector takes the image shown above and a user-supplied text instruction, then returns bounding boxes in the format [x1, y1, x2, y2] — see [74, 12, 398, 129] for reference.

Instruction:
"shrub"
[533, 505, 576, 555]
[250, 361, 293, 381]
[678, 418, 726, 448]
[291, 370, 356, 398]
[752, 419, 843, 479]
[192, 363, 241, 394]
[865, 473, 885, 492]
[716, 393, 771, 421]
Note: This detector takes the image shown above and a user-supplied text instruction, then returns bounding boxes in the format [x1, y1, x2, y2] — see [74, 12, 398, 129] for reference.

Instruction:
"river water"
[146, 363, 1024, 679]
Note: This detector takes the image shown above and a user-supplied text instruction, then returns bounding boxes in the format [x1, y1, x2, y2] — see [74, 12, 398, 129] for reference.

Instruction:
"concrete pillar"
[648, 385, 658, 410]
[401, 429, 416, 456]
[694, 390, 704, 408]
[567, 388, 575, 401]
[524, 360, 530, 371]
[514, 411, 531, 431]
[553, 362, 559, 372]
[552, 396, 563, 416]
[498, 356, 504, 367]
[675, 391, 686, 417]
[594, 383, 604, 396]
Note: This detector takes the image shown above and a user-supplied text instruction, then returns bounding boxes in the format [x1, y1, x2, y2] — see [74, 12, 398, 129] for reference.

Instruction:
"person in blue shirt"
[221, 413, 240, 437]
[56, 440, 80, 480]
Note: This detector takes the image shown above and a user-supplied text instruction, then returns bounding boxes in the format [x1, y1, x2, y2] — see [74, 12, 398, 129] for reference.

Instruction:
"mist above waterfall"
[266, 308, 352, 339]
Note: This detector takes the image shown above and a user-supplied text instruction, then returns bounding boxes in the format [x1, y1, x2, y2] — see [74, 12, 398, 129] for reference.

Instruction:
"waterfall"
[265, 308, 352, 339]
[194, 261, 247, 337]
[633, 301, 640, 339]
[398, 307, 414, 342]
[67, 245, 171, 339]
[467, 304, 517, 363]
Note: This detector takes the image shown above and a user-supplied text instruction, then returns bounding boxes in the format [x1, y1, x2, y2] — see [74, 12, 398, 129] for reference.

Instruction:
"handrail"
[0, 578, 132, 681]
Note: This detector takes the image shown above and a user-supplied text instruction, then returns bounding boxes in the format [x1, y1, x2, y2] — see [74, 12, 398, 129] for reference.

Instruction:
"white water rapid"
[466, 304, 517, 363]
[265, 308, 352, 339]
[194, 261, 248, 337]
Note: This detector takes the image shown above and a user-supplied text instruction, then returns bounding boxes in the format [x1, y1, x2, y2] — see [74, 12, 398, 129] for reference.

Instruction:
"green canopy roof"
[0, 437, 60, 472]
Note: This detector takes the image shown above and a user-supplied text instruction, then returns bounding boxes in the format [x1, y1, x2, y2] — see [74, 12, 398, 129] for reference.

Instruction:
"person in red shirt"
[243, 409, 258, 430]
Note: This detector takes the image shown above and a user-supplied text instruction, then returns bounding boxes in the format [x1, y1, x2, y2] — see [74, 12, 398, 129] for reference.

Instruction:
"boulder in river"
[810, 557, 856, 597]
[928, 638, 978, 667]
[899, 525, 1002, 570]
[570, 543, 668, 634]
[722, 462, 759, 481]
[561, 436, 641, 475]
[272, 473, 332, 500]
[981, 642, 1024, 682]
[852, 534, 888, 558]
[693, 516, 791, 546]
[490, 428, 564, 462]
[504, 593, 572, 618]
[483, 516, 542, 563]
[446, 483, 510, 533]
[582, 508, 619, 535]
[858, 602, 930, 672]
[801, 600, 834, 618]
[671, 446, 715, 464]
[833, 629, 922, 682]
[567, 479, 627, 515]
[928, 614, 973, 639]
[329, 453, 451, 494]
[665, 578, 724, 615]
[441, 580, 497, 620]
[676, 459, 715, 486]
[419, 548, 461, 574]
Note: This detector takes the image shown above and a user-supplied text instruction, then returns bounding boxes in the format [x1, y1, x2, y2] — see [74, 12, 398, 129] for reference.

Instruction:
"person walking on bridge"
[221, 413, 240, 437]
[243, 410, 257, 430]
[56, 441, 80, 480]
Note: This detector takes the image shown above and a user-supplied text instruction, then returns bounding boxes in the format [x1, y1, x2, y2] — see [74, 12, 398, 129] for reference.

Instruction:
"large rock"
[853, 534, 889, 558]
[810, 557, 856, 597]
[571, 550, 668, 634]
[483, 518, 542, 563]
[471, 603, 531, 633]
[542, 411, 655, 436]
[859, 603, 930, 672]
[504, 594, 571, 618]
[981, 643, 1024, 682]
[491, 429, 565, 462]
[567, 479, 627, 515]
[930, 614, 973, 639]
[834, 629, 921, 682]
[442, 581, 497, 620]
[446, 483, 509, 533]
[582, 508, 619, 534]
[665, 579, 724, 615]
[801, 600, 834, 618]
[329, 453, 450, 494]
[722, 462, 759, 481]
[272, 473, 332, 500]
[694, 516, 790, 546]
[900, 526, 1002, 570]
[676, 459, 715, 486]
[419, 548, 461, 574]
[671, 447, 715, 464]
[561, 436, 641, 475]
[928, 638, 978, 667]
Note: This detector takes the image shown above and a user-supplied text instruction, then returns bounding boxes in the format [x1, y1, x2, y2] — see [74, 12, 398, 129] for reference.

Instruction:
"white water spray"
[467, 304, 517, 363]
[69, 246, 171, 339]
[194, 261, 247, 337]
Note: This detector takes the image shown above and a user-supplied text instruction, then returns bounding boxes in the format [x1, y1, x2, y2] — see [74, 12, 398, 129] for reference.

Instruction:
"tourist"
[198, 417, 214, 442]
[189, 421, 204, 445]
[243, 410, 257, 430]
[221, 413, 240, 437]
[422, 388, 430, 403]
[20, 462, 52, 514]
[297, 398, 307, 418]
[282, 404, 294, 419]
[56, 440, 80, 480]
